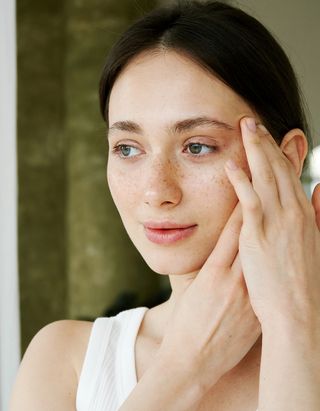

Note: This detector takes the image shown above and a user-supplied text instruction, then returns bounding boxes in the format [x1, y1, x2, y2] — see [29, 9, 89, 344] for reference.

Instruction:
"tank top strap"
[76, 306, 148, 410]
[115, 306, 149, 406]
[76, 315, 117, 410]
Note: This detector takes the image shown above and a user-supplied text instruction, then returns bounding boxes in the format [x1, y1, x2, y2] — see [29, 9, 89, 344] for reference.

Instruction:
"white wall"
[0, 0, 21, 409]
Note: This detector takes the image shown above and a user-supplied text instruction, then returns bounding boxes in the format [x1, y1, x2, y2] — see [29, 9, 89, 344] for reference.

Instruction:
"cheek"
[181, 158, 243, 232]
[184, 160, 238, 201]
[196, 170, 238, 219]
[107, 164, 140, 212]
[176, 165, 239, 248]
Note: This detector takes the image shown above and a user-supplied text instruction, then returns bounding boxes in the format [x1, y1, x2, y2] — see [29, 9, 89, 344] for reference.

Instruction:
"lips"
[143, 222, 197, 245]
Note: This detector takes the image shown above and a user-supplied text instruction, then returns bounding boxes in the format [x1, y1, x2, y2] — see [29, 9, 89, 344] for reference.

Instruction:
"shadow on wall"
[78, 286, 172, 321]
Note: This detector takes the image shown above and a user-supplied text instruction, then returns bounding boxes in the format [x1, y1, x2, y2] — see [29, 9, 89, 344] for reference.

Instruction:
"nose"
[143, 156, 183, 208]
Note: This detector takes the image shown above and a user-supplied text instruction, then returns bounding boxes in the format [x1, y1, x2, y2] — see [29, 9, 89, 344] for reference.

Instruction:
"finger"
[240, 117, 281, 214]
[204, 201, 242, 269]
[231, 254, 249, 292]
[231, 252, 243, 277]
[311, 183, 320, 230]
[258, 125, 305, 209]
[224, 159, 263, 234]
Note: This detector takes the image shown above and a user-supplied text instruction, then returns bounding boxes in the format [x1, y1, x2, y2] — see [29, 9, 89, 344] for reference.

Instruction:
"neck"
[141, 270, 199, 344]
[142, 270, 262, 363]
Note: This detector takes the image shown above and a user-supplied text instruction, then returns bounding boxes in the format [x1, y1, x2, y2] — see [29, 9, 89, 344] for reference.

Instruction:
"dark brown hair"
[99, 0, 312, 169]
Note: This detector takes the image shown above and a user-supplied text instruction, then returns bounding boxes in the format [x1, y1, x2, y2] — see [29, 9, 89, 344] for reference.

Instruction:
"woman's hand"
[156, 117, 320, 396]
[157, 200, 261, 395]
[224, 117, 320, 332]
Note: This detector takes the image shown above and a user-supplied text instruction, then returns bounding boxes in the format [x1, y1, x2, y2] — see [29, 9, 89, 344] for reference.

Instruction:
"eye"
[112, 144, 141, 158]
[185, 143, 218, 156]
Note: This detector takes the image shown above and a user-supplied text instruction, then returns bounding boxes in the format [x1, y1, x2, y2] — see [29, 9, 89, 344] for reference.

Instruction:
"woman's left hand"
[224, 117, 320, 332]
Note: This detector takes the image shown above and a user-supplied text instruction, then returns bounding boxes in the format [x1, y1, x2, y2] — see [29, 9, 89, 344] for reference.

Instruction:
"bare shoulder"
[9, 319, 93, 411]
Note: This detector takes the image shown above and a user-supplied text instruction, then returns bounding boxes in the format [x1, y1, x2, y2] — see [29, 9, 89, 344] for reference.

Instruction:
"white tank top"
[76, 306, 259, 411]
[76, 306, 149, 411]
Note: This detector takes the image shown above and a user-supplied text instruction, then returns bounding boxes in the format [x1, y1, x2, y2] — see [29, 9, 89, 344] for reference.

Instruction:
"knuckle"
[259, 167, 275, 183]
[246, 196, 262, 212]
[249, 136, 261, 145]
[286, 207, 305, 224]
[274, 157, 288, 171]
[236, 171, 248, 182]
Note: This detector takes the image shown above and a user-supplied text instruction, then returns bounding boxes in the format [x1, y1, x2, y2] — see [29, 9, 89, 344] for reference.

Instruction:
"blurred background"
[1, 0, 319, 409]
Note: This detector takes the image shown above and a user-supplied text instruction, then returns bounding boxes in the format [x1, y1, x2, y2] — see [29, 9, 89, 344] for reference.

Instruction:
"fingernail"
[258, 124, 269, 135]
[245, 117, 257, 133]
[225, 159, 238, 170]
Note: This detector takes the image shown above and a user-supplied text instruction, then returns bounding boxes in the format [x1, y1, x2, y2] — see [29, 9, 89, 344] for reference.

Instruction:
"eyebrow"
[108, 116, 235, 136]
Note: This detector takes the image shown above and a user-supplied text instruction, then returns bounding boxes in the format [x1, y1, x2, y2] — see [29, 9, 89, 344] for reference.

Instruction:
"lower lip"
[144, 225, 197, 245]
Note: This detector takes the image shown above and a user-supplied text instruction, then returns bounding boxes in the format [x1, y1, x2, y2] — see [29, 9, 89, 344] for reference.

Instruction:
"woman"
[10, 1, 320, 410]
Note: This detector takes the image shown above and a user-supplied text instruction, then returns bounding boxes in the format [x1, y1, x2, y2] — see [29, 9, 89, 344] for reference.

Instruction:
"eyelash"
[111, 142, 219, 159]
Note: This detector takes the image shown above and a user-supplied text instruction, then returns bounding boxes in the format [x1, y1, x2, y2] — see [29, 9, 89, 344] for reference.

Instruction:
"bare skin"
[9, 50, 320, 410]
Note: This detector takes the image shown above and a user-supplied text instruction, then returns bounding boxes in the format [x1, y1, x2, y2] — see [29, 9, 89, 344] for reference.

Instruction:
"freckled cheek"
[107, 167, 141, 212]
[178, 171, 238, 248]
[182, 166, 238, 207]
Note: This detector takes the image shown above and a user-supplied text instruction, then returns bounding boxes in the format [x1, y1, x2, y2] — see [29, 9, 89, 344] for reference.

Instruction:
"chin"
[124, 222, 219, 275]
[140, 250, 206, 275]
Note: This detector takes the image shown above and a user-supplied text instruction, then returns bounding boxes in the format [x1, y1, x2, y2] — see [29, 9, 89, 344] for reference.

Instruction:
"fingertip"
[241, 117, 257, 133]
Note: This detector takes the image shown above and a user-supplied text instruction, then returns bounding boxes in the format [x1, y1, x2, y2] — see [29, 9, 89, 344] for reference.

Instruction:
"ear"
[279, 129, 309, 178]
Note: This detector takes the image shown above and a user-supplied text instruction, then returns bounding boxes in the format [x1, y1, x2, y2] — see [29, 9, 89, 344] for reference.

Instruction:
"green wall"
[17, 0, 168, 354]
[17, 0, 68, 354]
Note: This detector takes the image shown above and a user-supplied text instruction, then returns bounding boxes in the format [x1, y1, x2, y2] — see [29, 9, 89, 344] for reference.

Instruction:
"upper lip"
[143, 221, 197, 229]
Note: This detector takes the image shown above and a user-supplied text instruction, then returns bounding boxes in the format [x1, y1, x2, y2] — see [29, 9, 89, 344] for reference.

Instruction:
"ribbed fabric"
[76, 306, 148, 411]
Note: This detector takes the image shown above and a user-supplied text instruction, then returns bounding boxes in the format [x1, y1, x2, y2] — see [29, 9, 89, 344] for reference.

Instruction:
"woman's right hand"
[156, 201, 261, 394]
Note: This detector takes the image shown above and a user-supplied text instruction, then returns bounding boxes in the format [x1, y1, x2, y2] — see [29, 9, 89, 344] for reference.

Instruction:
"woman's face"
[107, 50, 255, 275]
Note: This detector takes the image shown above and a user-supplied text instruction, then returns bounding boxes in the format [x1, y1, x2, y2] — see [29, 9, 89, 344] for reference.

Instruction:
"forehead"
[108, 50, 252, 127]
